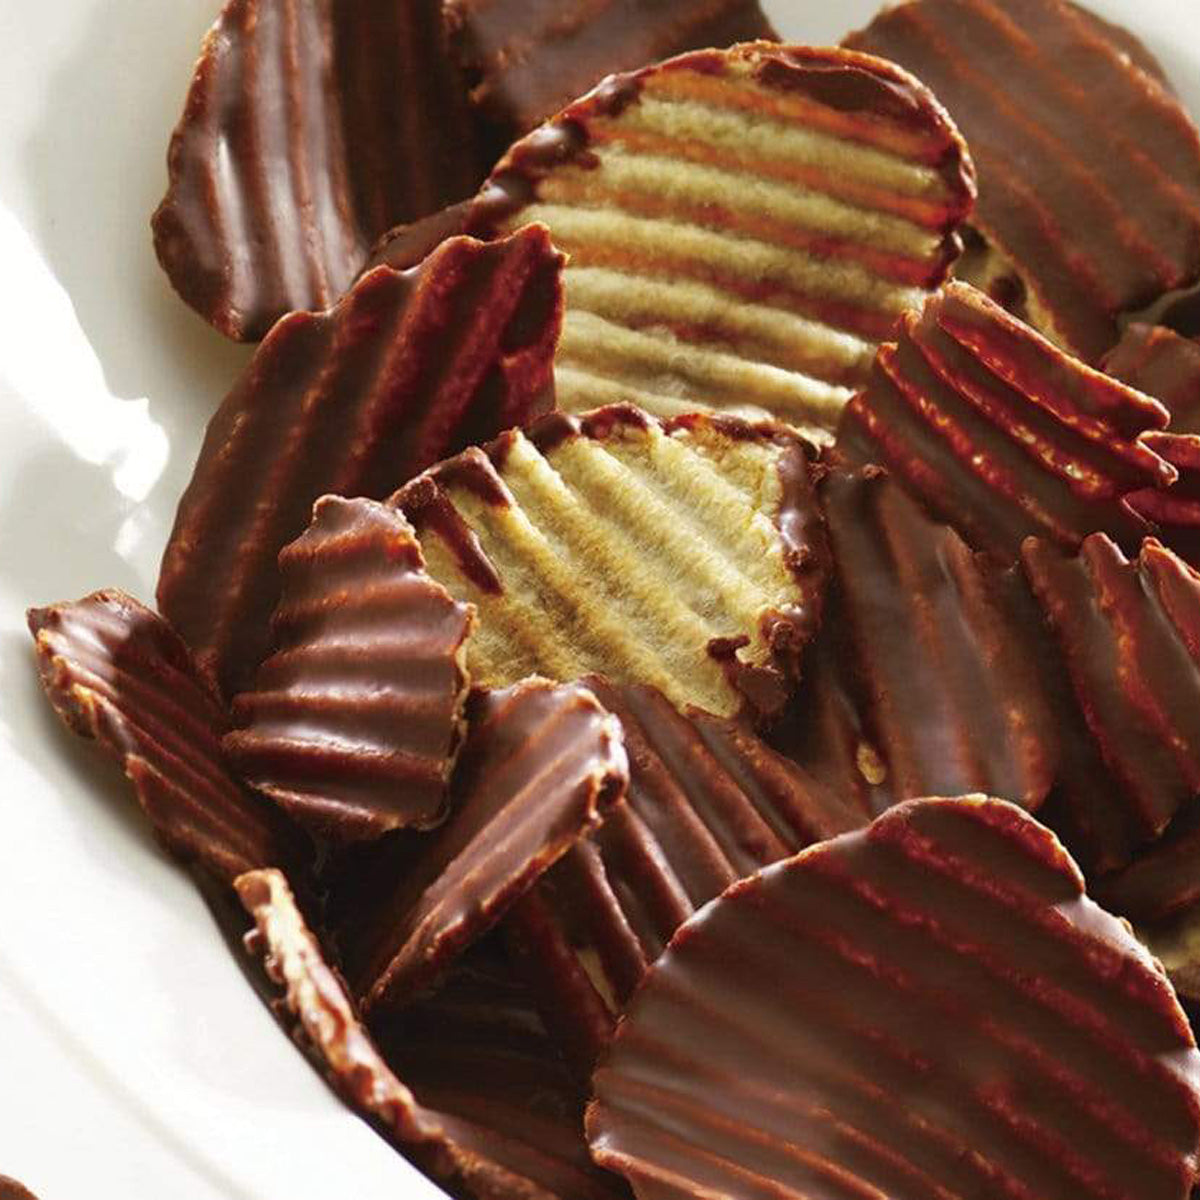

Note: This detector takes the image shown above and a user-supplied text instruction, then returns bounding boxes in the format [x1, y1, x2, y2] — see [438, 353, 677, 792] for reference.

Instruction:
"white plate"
[0, 1, 1197, 1196]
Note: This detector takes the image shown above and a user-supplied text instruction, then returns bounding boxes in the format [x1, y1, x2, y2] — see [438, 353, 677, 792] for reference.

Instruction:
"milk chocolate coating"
[28, 591, 296, 883]
[152, 0, 484, 341]
[589, 796, 1200, 1200]
[1023, 534, 1200, 875]
[815, 468, 1058, 809]
[225, 497, 476, 842]
[157, 227, 562, 703]
[847, 0, 1200, 362]
[838, 281, 1174, 563]
[236, 870, 627, 1200]
[335, 678, 628, 1015]
[1104, 325, 1200, 435]
[504, 677, 864, 1071]
[0, 1178, 39, 1200]
[1127, 433, 1200, 571]
[444, 0, 777, 158]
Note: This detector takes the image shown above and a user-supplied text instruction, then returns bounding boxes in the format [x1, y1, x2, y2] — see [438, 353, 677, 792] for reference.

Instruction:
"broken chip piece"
[157, 226, 563, 704]
[152, 0, 484, 341]
[588, 795, 1200, 1200]
[224, 497, 476, 843]
[335, 678, 627, 1015]
[504, 677, 864, 1071]
[391, 405, 829, 721]
[838, 281, 1175, 562]
[375, 41, 976, 441]
[236, 870, 625, 1200]
[444, 0, 777, 158]
[847, 0, 1200, 362]
[1103, 324, 1200, 434]
[1022, 535, 1200, 874]
[28, 591, 294, 883]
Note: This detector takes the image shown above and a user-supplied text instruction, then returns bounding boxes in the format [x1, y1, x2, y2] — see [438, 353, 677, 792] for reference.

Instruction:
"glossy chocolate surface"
[225, 497, 476, 842]
[237, 870, 627, 1199]
[506, 677, 864, 1070]
[444, 0, 776, 158]
[1104, 324, 1200, 434]
[153, 0, 484, 340]
[157, 227, 562, 703]
[838, 281, 1173, 562]
[28, 590, 295, 883]
[848, 0, 1200, 362]
[589, 797, 1200, 1200]
[336, 678, 628, 1015]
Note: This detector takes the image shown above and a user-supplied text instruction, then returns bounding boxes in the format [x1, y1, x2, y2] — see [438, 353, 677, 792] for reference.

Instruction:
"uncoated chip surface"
[589, 796, 1200, 1200]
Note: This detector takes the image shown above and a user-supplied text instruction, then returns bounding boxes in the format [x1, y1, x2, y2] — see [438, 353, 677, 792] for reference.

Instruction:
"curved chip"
[224, 497, 476, 842]
[1126, 433, 1200, 571]
[336, 678, 627, 1015]
[391, 405, 829, 720]
[1104, 324, 1200, 434]
[838, 281, 1175, 562]
[375, 42, 976, 440]
[847, 0, 1200, 362]
[28, 591, 294, 883]
[0, 1179, 38, 1200]
[152, 0, 483, 341]
[1022, 535, 1200, 874]
[588, 796, 1200, 1200]
[505, 677, 864, 1070]
[818, 467, 1059, 808]
[445, 0, 776, 158]
[157, 226, 563, 704]
[236, 870, 626, 1200]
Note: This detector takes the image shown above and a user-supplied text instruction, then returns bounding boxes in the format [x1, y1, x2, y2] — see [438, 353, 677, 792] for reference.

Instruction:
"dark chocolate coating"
[847, 0, 1200, 362]
[224, 497, 475, 842]
[28, 590, 297, 883]
[152, 0, 484, 341]
[589, 796, 1200, 1200]
[157, 227, 562, 703]
[1127, 433, 1200, 571]
[838, 281, 1173, 563]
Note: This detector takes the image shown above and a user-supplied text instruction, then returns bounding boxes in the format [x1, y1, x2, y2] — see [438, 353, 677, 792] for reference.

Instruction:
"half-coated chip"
[376, 42, 976, 441]
[391, 405, 829, 721]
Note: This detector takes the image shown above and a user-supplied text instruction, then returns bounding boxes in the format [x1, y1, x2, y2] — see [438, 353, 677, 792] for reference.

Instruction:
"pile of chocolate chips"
[29, 1, 1200, 1198]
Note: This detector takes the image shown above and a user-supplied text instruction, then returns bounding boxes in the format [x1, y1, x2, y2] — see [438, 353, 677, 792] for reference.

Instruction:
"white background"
[0, 1, 1196, 1196]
